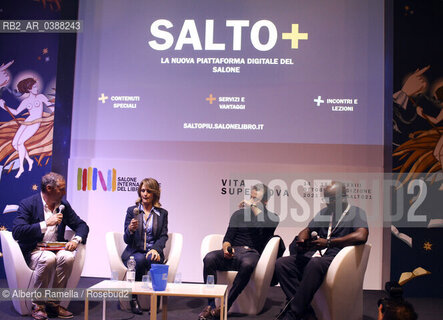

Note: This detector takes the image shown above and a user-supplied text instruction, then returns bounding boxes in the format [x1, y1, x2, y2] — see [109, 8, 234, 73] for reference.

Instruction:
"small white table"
[85, 280, 228, 320]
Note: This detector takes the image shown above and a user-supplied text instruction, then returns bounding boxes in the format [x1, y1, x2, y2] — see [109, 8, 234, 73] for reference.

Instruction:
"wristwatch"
[327, 238, 331, 248]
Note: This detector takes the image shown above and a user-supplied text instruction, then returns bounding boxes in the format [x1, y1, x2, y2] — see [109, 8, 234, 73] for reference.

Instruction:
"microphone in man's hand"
[311, 231, 323, 256]
[56, 204, 65, 225]
[227, 246, 233, 254]
[311, 231, 318, 240]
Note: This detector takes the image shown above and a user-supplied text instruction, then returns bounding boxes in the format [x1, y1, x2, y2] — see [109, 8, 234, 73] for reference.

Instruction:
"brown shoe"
[198, 305, 213, 320]
[211, 306, 221, 318]
[32, 303, 48, 320]
[46, 302, 73, 319]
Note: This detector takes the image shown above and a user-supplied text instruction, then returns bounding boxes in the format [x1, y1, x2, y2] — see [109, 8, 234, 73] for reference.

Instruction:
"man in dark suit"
[12, 172, 89, 320]
[275, 181, 368, 320]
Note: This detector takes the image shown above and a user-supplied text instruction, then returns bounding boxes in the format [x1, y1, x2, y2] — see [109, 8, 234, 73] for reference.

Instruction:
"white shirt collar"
[40, 192, 47, 209]
[139, 204, 160, 216]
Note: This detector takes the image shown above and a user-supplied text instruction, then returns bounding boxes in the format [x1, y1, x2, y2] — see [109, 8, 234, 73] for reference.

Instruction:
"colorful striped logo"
[77, 168, 117, 192]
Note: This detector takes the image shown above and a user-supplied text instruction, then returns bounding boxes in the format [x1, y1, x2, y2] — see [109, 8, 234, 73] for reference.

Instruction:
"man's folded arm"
[329, 227, 369, 248]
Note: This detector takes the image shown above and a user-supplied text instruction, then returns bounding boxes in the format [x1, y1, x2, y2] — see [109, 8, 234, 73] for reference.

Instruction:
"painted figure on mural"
[0, 61, 54, 179]
[415, 85, 443, 189]
[393, 66, 443, 189]
[0, 61, 14, 87]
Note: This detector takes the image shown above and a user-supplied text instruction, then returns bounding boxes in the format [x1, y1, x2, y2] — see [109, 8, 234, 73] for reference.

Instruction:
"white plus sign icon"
[313, 96, 324, 107]
[98, 93, 109, 104]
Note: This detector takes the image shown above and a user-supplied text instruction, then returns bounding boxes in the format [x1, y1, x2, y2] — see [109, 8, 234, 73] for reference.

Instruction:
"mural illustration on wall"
[34, 0, 62, 12]
[0, 0, 64, 282]
[390, 0, 443, 297]
[391, 64, 442, 287]
[0, 60, 54, 179]
[393, 65, 443, 189]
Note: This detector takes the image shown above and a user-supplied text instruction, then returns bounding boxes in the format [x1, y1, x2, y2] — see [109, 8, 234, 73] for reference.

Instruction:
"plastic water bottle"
[127, 256, 136, 283]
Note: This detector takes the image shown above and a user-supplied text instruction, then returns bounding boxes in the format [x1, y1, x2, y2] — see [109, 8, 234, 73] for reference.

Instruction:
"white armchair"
[200, 234, 280, 315]
[105, 231, 183, 309]
[0, 230, 86, 315]
[311, 244, 371, 320]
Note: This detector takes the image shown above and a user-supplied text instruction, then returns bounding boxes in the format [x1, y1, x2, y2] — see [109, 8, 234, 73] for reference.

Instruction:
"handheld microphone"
[311, 231, 318, 240]
[227, 246, 233, 254]
[311, 231, 323, 256]
[133, 207, 140, 216]
[56, 204, 65, 226]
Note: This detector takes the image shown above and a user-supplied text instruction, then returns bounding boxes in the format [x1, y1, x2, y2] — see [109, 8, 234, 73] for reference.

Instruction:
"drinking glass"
[174, 272, 182, 284]
[142, 273, 151, 289]
[110, 270, 119, 281]
[206, 275, 215, 287]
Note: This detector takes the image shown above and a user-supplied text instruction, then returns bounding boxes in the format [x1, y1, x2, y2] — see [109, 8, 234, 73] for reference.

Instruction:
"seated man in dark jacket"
[275, 181, 369, 320]
[198, 183, 279, 319]
[12, 172, 89, 320]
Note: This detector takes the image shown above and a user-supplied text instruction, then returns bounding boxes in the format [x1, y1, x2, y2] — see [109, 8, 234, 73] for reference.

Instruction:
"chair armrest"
[201, 234, 224, 260]
[165, 233, 183, 282]
[106, 232, 127, 280]
[252, 237, 280, 292]
[322, 244, 371, 305]
[0, 231, 32, 289]
[324, 244, 370, 287]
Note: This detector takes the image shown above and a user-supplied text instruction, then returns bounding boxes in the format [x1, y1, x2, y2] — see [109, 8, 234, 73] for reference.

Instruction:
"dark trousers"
[275, 253, 335, 316]
[123, 251, 164, 281]
[203, 247, 260, 310]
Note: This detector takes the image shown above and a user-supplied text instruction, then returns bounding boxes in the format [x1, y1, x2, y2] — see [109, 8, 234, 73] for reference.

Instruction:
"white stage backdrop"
[67, 158, 386, 290]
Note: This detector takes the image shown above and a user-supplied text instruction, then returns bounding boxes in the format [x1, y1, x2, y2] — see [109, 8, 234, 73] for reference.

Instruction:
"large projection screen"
[72, 0, 384, 150]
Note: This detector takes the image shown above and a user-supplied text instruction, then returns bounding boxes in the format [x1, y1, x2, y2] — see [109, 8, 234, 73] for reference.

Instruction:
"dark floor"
[0, 277, 442, 319]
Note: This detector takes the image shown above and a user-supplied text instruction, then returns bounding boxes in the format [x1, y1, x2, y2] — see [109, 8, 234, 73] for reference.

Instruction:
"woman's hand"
[146, 249, 160, 261]
[128, 218, 138, 232]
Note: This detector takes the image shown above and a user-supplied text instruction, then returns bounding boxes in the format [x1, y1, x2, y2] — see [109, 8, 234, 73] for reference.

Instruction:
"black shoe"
[211, 306, 221, 317]
[31, 303, 48, 320]
[45, 301, 73, 319]
[130, 298, 143, 315]
[198, 306, 213, 320]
